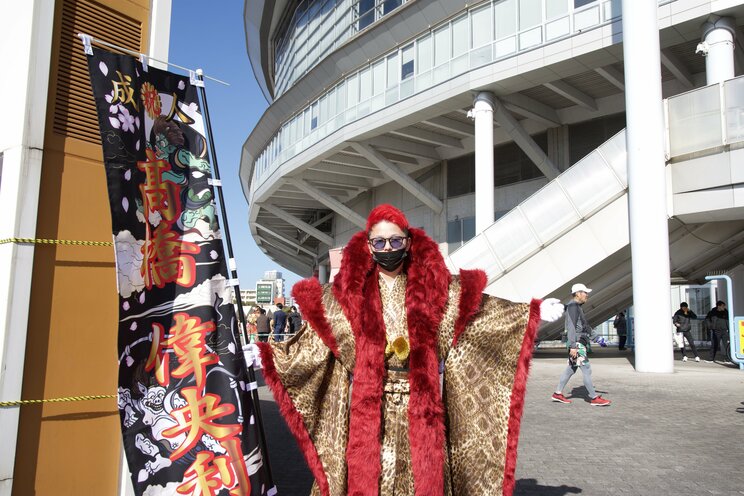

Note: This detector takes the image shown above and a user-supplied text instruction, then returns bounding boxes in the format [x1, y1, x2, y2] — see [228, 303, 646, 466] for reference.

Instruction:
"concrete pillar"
[697, 16, 736, 85]
[470, 92, 495, 234]
[622, 1, 674, 373]
[318, 263, 329, 284]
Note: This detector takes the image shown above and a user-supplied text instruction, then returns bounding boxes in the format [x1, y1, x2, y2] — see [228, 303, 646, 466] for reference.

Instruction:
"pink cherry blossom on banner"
[99, 60, 108, 76]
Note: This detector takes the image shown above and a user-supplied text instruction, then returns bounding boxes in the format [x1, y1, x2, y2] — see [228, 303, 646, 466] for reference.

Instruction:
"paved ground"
[256, 348, 744, 495]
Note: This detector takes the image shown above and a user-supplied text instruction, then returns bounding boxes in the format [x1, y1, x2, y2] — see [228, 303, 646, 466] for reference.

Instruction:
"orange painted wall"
[13, 0, 150, 494]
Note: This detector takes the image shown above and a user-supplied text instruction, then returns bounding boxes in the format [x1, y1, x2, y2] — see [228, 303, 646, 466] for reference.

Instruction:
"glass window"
[519, 0, 542, 30]
[401, 44, 414, 79]
[416, 34, 432, 73]
[372, 60, 385, 95]
[471, 5, 492, 48]
[359, 0, 375, 30]
[434, 25, 450, 66]
[359, 66, 372, 101]
[574, 0, 596, 7]
[494, 0, 516, 39]
[336, 81, 346, 113]
[311, 102, 319, 130]
[386, 53, 399, 88]
[452, 15, 468, 56]
[383, 0, 402, 15]
[546, 0, 568, 19]
[347, 73, 359, 107]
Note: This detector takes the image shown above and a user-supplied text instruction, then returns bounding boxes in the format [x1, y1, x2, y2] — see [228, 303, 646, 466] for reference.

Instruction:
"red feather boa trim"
[257, 343, 331, 496]
[502, 298, 541, 496]
[292, 278, 340, 358]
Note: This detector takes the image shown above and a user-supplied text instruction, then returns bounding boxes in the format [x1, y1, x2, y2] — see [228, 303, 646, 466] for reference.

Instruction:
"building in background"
[255, 270, 286, 308]
[0, 1, 171, 494]
[241, 0, 744, 373]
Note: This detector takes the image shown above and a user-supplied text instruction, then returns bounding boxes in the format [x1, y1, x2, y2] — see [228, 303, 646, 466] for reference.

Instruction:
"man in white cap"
[551, 283, 611, 406]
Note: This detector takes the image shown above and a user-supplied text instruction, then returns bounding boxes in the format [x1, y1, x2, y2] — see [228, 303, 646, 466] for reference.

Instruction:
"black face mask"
[372, 249, 408, 271]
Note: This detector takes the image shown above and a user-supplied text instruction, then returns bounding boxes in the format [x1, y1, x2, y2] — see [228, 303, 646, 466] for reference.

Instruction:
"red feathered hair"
[365, 203, 410, 232]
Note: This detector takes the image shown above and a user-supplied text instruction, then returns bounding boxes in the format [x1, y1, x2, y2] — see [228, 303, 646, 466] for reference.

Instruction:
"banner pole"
[194, 70, 276, 491]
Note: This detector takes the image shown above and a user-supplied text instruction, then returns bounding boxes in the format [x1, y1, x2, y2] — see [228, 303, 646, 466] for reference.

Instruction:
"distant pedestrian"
[552, 283, 611, 406]
[705, 300, 729, 362]
[271, 303, 288, 342]
[613, 311, 627, 351]
[287, 306, 303, 335]
[672, 302, 699, 362]
[255, 308, 270, 343]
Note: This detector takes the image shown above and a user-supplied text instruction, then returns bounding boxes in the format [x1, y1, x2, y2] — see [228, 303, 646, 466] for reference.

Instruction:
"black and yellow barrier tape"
[0, 394, 116, 408]
[0, 237, 113, 247]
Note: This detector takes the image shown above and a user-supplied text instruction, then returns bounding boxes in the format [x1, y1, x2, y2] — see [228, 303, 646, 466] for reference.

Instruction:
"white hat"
[571, 283, 592, 294]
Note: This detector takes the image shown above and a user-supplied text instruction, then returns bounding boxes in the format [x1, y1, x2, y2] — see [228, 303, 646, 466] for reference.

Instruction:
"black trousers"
[677, 330, 698, 357]
[709, 329, 727, 360]
[618, 334, 627, 350]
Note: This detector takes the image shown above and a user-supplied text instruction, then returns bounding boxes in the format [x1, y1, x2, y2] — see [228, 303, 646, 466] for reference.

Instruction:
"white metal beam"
[299, 211, 335, 245]
[501, 93, 562, 127]
[256, 235, 313, 262]
[259, 203, 335, 246]
[287, 178, 367, 228]
[423, 115, 474, 136]
[312, 162, 384, 179]
[543, 80, 598, 111]
[492, 97, 561, 180]
[365, 135, 440, 160]
[255, 222, 318, 257]
[350, 142, 444, 213]
[594, 65, 625, 91]
[660, 48, 694, 89]
[256, 237, 314, 276]
[297, 169, 371, 189]
[324, 153, 375, 167]
[390, 126, 464, 149]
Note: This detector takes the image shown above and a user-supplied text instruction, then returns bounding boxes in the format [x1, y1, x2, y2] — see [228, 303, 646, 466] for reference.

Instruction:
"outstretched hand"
[243, 343, 262, 369]
[540, 298, 564, 323]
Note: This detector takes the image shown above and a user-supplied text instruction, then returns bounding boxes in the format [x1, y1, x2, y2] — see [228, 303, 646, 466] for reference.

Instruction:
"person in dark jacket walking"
[705, 300, 729, 362]
[287, 306, 303, 335]
[673, 302, 699, 362]
[614, 311, 628, 351]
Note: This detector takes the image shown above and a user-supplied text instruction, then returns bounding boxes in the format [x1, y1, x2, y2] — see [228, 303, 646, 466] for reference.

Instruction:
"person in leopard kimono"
[257, 204, 562, 496]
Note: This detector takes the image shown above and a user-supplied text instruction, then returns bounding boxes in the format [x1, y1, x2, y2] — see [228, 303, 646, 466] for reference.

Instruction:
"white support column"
[697, 16, 736, 85]
[622, 1, 673, 373]
[469, 92, 495, 235]
[318, 263, 329, 284]
[0, 2, 54, 494]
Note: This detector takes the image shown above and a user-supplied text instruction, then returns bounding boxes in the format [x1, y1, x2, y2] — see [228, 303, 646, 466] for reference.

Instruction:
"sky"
[169, 1, 303, 295]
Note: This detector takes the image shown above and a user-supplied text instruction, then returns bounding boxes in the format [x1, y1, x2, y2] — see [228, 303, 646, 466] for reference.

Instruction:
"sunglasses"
[368, 235, 408, 251]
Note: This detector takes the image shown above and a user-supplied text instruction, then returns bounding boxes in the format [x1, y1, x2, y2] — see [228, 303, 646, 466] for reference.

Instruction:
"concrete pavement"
[256, 348, 744, 495]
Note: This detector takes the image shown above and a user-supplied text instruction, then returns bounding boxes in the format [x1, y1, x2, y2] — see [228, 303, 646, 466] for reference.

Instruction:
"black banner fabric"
[86, 47, 268, 495]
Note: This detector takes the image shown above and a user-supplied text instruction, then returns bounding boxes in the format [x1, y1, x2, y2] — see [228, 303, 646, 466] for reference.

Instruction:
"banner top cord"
[77, 33, 229, 86]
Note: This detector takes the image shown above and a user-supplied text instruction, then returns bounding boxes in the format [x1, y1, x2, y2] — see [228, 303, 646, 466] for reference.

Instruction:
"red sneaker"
[551, 392, 571, 404]
[590, 395, 611, 407]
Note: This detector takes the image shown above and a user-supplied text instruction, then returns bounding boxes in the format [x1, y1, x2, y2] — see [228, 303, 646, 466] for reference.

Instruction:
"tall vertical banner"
[85, 47, 269, 495]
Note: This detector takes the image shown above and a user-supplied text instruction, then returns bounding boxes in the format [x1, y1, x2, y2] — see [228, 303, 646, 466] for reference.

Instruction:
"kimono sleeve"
[258, 320, 352, 496]
[443, 296, 540, 496]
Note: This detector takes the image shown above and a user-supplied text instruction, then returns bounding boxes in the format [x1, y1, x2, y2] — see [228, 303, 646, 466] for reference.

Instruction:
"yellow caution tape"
[0, 394, 116, 408]
[0, 237, 113, 247]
